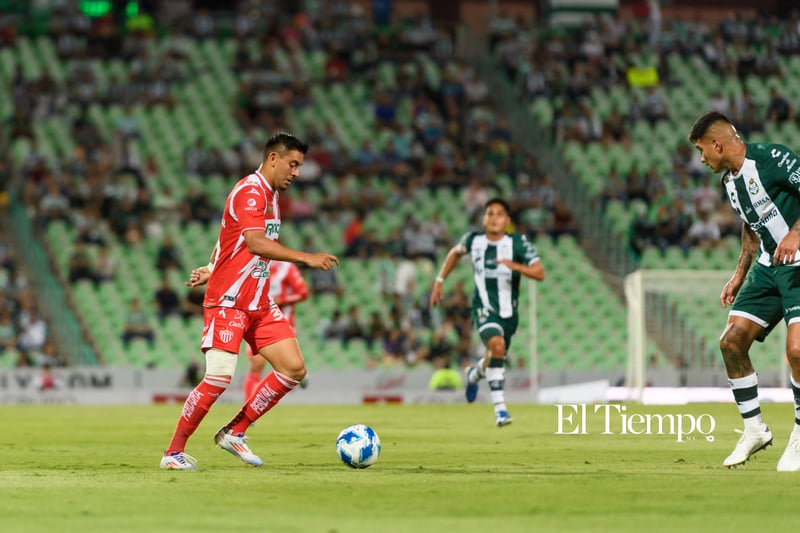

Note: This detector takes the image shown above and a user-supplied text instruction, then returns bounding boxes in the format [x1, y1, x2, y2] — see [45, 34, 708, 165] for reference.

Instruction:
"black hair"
[263, 132, 308, 158]
[688, 111, 732, 143]
[484, 197, 510, 214]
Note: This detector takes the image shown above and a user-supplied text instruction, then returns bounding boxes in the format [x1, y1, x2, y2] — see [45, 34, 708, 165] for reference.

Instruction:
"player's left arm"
[496, 257, 545, 280]
[276, 264, 310, 306]
[235, 185, 339, 269]
[495, 234, 546, 281]
[243, 230, 339, 269]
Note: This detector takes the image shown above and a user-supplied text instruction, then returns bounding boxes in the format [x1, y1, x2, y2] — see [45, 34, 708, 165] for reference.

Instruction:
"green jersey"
[723, 142, 800, 267]
[457, 232, 540, 319]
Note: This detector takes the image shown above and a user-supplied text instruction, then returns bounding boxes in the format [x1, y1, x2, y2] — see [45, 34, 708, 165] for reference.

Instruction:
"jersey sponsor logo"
[747, 178, 759, 195]
[247, 198, 257, 207]
[251, 260, 271, 279]
[752, 196, 770, 208]
[227, 310, 247, 328]
[265, 222, 281, 239]
[218, 328, 234, 344]
[750, 207, 778, 231]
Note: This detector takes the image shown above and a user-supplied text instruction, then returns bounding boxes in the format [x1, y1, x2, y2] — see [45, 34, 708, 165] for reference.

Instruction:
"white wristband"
[206, 262, 215, 273]
[435, 276, 445, 284]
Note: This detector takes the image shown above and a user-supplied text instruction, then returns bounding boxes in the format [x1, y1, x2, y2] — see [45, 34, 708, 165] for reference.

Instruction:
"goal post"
[623, 269, 646, 400]
[527, 278, 539, 402]
[624, 269, 788, 402]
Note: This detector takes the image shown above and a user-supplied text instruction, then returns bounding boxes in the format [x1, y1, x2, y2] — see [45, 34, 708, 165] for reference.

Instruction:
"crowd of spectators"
[213, 3, 577, 368]
[4, 4, 227, 366]
[5, 3, 800, 376]
[3, 2, 760, 368]
[11, 2, 796, 369]
[491, 6, 800, 261]
[6, 2, 574, 370]
[0, 240, 64, 368]
[29, 3, 788, 371]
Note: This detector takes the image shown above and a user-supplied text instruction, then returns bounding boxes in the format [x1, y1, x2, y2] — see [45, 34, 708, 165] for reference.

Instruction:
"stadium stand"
[490, 5, 800, 373]
[5, 1, 793, 379]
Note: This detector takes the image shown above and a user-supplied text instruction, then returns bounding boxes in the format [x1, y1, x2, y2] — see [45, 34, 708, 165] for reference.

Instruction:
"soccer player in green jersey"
[430, 198, 545, 426]
[689, 111, 800, 471]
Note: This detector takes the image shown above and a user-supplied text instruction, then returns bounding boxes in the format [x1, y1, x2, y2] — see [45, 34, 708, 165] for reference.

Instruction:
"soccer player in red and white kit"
[160, 133, 338, 469]
[185, 261, 309, 419]
[243, 260, 309, 400]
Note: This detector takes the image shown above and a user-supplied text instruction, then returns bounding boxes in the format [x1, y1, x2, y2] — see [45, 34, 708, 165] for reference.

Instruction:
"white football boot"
[160, 451, 198, 470]
[777, 426, 800, 472]
[723, 425, 773, 468]
[214, 428, 263, 466]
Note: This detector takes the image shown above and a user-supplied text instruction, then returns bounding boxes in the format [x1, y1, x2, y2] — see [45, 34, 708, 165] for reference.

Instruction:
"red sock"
[243, 370, 262, 401]
[227, 371, 299, 434]
[166, 376, 229, 453]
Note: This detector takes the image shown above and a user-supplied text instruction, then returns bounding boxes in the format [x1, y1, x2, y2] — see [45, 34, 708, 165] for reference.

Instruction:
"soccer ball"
[335, 424, 381, 468]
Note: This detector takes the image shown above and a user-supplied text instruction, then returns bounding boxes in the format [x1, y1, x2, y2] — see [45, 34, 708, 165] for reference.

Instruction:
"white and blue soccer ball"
[336, 424, 381, 469]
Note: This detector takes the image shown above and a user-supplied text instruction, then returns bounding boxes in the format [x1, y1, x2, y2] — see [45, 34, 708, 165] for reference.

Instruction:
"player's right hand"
[719, 277, 740, 308]
[429, 283, 443, 308]
[306, 253, 340, 271]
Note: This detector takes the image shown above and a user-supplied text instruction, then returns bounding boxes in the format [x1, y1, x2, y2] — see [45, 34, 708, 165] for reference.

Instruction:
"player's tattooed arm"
[720, 224, 757, 308]
[737, 224, 758, 273]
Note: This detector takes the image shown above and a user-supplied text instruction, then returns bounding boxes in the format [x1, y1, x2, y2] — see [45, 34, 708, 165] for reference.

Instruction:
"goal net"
[624, 269, 788, 401]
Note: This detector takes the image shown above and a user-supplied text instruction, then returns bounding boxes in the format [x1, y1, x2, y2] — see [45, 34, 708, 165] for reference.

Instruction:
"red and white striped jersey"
[204, 170, 281, 311]
[268, 261, 309, 327]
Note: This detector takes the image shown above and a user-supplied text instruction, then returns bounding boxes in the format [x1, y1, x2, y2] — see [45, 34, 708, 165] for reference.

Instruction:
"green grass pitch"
[2, 402, 799, 532]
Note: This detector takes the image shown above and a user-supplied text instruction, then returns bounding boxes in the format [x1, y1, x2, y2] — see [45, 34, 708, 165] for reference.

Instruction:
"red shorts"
[201, 306, 295, 354]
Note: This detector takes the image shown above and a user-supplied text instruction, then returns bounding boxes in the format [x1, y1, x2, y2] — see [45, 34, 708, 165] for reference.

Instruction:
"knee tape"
[205, 348, 238, 378]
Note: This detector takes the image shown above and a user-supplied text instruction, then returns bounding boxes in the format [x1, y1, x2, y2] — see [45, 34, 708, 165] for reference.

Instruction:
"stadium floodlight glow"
[126, 1, 139, 18]
[78, 0, 111, 18]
